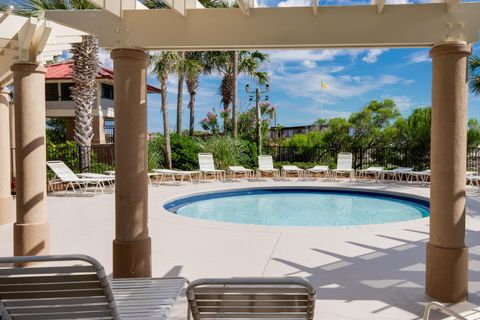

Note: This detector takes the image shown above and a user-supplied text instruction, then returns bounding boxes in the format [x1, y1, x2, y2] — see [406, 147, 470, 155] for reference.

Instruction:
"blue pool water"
[164, 188, 429, 227]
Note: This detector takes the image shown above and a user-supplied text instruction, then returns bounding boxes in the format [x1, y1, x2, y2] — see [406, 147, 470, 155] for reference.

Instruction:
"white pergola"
[0, 0, 479, 306]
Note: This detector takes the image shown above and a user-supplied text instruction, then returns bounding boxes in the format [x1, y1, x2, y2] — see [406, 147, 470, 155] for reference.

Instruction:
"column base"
[0, 196, 13, 224]
[113, 237, 151, 278]
[426, 242, 468, 302]
[13, 222, 50, 264]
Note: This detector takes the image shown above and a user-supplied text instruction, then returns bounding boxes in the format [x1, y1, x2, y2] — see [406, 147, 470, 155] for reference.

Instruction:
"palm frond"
[469, 55, 480, 96]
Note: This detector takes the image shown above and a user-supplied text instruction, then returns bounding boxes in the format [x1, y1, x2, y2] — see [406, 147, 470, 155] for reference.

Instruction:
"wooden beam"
[446, 0, 460, 12]
[374, 0, 385, 15]
[236, 0, 252, 16]
[45, 3, 480, 50]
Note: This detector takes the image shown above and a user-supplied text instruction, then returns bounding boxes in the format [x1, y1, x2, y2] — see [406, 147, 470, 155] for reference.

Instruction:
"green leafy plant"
[200, 136, 249, 169]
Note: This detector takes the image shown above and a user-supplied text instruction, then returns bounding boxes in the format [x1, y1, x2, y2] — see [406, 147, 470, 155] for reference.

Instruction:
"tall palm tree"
[205, 51, 269, 134]
[21, 0, 98, 171]
[149, 52, 180, 169]
[470, 55, 480, 96]
[184, 52, 204, 136]
[232, 51, 238, 138]
[176, 51, 185, 134]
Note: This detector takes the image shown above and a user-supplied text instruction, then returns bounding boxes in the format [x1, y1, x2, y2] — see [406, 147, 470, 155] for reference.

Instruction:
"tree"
[232, 50, 238, 138]
[149, 52, 180, 169]
[176, 51, 185, 134]
[21, 0, 98, 171]
[469, 55, 480, 96]
[205, 51, 269, 134]
[183, 52, 204, 136]
[468, 118, 480, 149]
[238, 102, 276, 143]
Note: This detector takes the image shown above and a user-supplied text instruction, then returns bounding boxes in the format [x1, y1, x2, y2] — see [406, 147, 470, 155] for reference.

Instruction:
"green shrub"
[147, 133, 165, 171]
[200, 136, 249, 170]
[171, 134, 202, 170]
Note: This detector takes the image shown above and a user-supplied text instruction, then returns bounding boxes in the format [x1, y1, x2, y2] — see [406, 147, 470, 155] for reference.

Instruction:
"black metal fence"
[263, 146, 480, 172]
[46, 144, 115, 173]
[45, 144, 480, 174]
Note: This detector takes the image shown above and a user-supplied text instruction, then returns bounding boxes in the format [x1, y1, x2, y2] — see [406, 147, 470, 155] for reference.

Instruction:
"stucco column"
[426, 42, 471, 302]
[111, 48, 151, 278]
[11, 63, 49, 258]
[0, 87, 13, 225]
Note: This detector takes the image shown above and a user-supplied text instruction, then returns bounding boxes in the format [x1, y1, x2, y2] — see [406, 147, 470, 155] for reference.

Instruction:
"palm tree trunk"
[232, 50, 238, 138]
[161, 80, 172, 169]
[176, 51, 185, 134]
[188, 93, 196, 136]
[70, 35, 98, 172]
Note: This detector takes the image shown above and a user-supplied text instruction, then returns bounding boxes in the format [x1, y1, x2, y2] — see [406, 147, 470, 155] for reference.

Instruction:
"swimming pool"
[164, 188, 430, 227]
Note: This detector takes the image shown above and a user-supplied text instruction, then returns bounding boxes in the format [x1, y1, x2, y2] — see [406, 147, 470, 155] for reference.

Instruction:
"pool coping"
[154, 184, 431, 232]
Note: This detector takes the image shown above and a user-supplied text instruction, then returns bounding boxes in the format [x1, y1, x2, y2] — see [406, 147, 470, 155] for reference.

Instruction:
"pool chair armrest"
[423, 302, 467, 320]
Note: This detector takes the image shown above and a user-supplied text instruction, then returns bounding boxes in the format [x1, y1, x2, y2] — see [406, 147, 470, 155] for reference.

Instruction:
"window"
[104, 119, 115, 143]
[60, 83, 74, 101]
[101, 84, 114, 100]
[45, 83, 58, 101]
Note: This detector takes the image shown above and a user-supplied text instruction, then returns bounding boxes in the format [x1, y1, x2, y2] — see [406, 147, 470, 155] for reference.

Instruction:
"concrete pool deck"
[1, 179, 480, 319]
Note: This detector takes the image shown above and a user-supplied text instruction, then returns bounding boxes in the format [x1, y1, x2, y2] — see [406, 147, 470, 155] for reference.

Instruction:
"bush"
[148, 133, 165, 171]
[171, 134, 202, 170]
[200, 136, 249, 170]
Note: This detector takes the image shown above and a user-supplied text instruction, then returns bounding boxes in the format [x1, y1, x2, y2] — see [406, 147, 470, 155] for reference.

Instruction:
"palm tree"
[149, 52, 180, 169]
[21, 0, 98, 171]
[205, 51, 269, 135]
[183, 52, 204, 136]
[470, 55, 480, 96]
[176, 51, 185, 134]
[232, 50, 238, 138]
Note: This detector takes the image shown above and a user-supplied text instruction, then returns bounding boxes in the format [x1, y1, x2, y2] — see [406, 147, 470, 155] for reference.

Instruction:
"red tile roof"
[45, 61, 161, 94]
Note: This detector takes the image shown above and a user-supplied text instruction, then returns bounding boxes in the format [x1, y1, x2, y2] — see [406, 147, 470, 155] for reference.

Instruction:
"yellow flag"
[321, 81, 329, 90]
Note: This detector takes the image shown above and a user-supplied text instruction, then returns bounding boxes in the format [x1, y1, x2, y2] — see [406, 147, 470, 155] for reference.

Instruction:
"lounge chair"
[154, 168, 202, 183]
[257, 155, 280, 178]
[357, 166, 384, 181]
[186, 277, 316, 320]
[47, 160, 115, 194]
[331, 152, 355, 181]
[282, 165, 305, 178]
[423, 301, 475, 319]
[408, 169, 431, 183]
[381, 167, 413, 181]
[0, 254, 188, 320]
[198, 153, 225, 181]
[104, 170, 164, 185]
[306, 165, 330, 178]
[227, 166, 254, 179]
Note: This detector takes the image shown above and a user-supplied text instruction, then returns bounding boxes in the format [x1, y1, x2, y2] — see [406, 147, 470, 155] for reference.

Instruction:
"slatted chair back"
[336, 153, 353, 170]
[365, 167, 383, 171]
[258, 156, 275, 171]
[47, 160, 80, 182]
[198, 153, 216, 171]
[186, 277, 316, 320]
[311, 166, 329, 171]
[0, 255, 119, 320]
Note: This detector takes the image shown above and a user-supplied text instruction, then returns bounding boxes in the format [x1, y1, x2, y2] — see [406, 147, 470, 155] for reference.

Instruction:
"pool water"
[164, 188, 429, 227]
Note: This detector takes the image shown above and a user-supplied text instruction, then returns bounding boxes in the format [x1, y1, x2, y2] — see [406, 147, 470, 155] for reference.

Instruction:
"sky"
[9, 0, 480, 133]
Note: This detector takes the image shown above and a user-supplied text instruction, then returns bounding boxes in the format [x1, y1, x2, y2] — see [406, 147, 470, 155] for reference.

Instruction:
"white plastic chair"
[257, 155, 280, 178]
[198, 153, 225, 181]
[331, 152, 355, 181]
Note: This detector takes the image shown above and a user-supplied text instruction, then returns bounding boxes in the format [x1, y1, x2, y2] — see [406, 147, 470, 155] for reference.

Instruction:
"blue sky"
[122, 44, 480, 133]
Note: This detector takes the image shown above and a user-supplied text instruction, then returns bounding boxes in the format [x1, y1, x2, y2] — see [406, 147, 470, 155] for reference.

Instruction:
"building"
[269, 124, 328, 140]
[45, 61, 161, 144]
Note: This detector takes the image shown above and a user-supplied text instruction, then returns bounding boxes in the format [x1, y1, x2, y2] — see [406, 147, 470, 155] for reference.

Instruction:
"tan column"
[11, 63, 49, 258]
[0, 87, 13, 225]
[9, 102, 16, 184]
[111, 48, 151, 278]
[426, 42, 471, 302]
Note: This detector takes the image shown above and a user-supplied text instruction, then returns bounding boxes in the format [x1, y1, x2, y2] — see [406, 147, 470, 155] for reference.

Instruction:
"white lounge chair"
[228, 166, 254, 179]
[198, 153, 225, 181]
[47, 160, 115, 194]
[187, 277, 316, 320]
[306, 165, 330, 178]
[257, 155, 280, 178]
[381, 167, 413, 181]
[282, 165, 305, 178]
[357, 166, 384, 181]
[154, 168, 202, 183]
[331, 152, 355, 181]
[104, 170, 164, 185]
[0, 254, 188, 320]
[408, 169, 431, 183]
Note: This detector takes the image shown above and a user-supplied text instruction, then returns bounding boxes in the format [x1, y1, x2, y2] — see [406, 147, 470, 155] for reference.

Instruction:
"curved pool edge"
[157, 184, 430, 230]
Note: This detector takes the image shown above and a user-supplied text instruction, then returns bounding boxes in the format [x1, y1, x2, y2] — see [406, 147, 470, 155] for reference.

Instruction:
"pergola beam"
[446, 0, 460, 12]
[45, 3, 480, 50]
[236, 0, 253, 16]
[373, 0, 385, 14]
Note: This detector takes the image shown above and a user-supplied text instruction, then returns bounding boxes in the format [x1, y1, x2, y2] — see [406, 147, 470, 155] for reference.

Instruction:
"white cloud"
[278, 0, 309, 6]
[330, 66, 346, 73]
[407, 50, 430, 64]
[382, 95, 412, 111]
[362, 49, 387, 63]
[98, 49, 113, 69]
[268, 49, 362, 63]
[301, 60, 317, 69]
